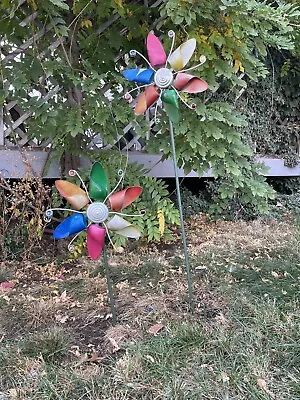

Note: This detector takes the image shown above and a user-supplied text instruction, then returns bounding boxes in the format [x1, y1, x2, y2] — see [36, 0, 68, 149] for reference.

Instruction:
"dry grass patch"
[0, 216, 299, 399]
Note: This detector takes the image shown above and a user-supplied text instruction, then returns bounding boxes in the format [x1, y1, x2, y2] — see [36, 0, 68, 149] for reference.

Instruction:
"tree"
[0, 0, 299, 214]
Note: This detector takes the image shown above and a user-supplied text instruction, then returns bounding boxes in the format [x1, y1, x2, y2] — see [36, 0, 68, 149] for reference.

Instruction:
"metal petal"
[53, 213, 87, 239]
[108, 186, 142, 211]
[168, 39, 196, 71]
[122, 68, 154, 84]
[114, 226, 141, 238]
[174, 72, 208, 93]
[174, 73, 208, 93]
[89, 162, 109, 201]
[55, 180, 89, 210]
[106, 215, 130, 230]
[87, 224, 106, 260]
[161, 89, 180, 124]
[146, 33, 167, 68]
[107, 215, 141, 238]
[135, 86, 160, 115]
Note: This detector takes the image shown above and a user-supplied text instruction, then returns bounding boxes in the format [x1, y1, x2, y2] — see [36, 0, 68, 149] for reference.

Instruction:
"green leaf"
[49, 0, 69, 10]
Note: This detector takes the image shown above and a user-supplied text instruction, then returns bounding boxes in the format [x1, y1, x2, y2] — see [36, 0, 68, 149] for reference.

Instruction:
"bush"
[0, 177, 50, 261]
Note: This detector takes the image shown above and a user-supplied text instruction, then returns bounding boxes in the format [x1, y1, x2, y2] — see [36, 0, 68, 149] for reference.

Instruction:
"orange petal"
[108, 186, 142, 211]
[55, 180, 89, 210]
[135, 86, 160, 115]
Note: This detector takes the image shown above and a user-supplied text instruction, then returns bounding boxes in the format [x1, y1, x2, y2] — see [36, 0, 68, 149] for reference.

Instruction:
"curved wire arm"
[171, 86, 196, 110]
[67, 226, 89, 252]
[109, 211, 146, 217]
[44, 207, 86, 221]
[177, 55, 207, 74]
[166, 30, 176, 67]
[103, 222, 118, 251]
[124, 83, 153, 97]
[154, 91, 162, 123]
[130, 49, 155, 71]
[104, 172, 125, 203]
[69, 170, 92, 203]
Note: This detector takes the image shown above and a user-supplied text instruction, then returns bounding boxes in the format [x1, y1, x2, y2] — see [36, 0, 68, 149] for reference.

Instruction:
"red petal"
[174, 73, 208, 93]
[147, 33, 166, 68]
[87, 225, 106, 260]
[135, 86, 160, 115]
[109, 186, 142, 212]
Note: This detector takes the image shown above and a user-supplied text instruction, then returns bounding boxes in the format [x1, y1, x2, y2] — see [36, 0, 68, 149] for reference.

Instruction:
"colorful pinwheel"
[44, 162, 143, 260]
[122, 30, 208, 123]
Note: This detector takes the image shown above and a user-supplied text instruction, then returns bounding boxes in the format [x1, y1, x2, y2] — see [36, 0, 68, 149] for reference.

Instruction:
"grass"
[0, 216, 299, 399]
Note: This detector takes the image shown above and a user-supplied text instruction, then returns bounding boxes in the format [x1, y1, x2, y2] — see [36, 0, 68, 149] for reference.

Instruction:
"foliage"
[0, 0, 299, 216]
[269, 176, 300, 195]
[49, 151, 180, 252]
[0, 177, 50, 261]
[179, 186, 210, 217]
[236, 53, 300, 164]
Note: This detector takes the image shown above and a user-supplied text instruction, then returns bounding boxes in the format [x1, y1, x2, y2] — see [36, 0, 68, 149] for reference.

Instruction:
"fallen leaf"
[86, 352, 106, 362]
[0, 282, 15, 289]
[55, 314, 69, 323]
[145, 354, 155, 363]
[221, 372, 229, 383]
[257, 378, 275, 399]
[215, 313, 228, 325]
[148, 323, 164, 335]
[108, 337, 120, 353]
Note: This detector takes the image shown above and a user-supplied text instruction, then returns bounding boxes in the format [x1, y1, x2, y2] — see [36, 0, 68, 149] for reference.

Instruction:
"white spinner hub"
[154, 68, 173, 88]
[86, 202, 109, 223]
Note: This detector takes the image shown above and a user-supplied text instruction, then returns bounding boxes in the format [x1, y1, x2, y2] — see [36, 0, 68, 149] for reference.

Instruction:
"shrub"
[0, 177, 51, 261]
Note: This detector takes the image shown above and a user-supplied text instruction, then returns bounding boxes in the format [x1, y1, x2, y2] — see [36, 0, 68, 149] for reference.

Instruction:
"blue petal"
[122, 68, 154, 84]
[53, 213, 87, 239]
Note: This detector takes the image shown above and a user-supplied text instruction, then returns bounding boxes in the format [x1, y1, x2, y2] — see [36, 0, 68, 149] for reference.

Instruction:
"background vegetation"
[0, 0, 299, 218]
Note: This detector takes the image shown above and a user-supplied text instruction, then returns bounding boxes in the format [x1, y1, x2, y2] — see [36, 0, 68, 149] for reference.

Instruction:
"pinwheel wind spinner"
[45, 162, 143, 323]
[122, 30, 208, 123]
[45, 162, 143, 259]
[121, 31, 210, 311]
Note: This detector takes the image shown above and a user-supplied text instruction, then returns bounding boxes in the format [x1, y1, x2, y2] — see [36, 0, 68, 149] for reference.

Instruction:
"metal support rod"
[103, 245, 117, 324]
[169, 119, 194, 311]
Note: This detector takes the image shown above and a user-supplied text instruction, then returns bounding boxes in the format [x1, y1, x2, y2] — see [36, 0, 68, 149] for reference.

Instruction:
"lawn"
[0, 215, 299, 399]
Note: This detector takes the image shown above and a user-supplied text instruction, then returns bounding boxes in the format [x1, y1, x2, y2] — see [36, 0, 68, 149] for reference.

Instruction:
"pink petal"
[0, 281, 15, 289]
[108, 186, 142, 211]
[87, 225, 106, 260]
[174, 73, 208, 93]
[147, 33, 166, 68]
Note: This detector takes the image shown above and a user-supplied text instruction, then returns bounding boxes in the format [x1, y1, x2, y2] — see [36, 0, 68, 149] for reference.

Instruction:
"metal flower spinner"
[122, 31, 209, 311]
[45, 162, 143, 260]
[122, 30, 208, 123]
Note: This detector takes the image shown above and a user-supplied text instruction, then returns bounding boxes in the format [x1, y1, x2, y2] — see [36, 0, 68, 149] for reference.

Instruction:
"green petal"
[89, 162, 109, 201]
[161, 89, 181, 124]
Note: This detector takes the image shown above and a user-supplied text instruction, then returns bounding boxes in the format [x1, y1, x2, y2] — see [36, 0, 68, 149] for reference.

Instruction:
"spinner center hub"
[87, 202, 109, 223]
[154, 68, 174, 88]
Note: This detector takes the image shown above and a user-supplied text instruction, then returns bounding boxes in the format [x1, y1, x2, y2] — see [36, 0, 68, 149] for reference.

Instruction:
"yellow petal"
[168, 38, 196, 71]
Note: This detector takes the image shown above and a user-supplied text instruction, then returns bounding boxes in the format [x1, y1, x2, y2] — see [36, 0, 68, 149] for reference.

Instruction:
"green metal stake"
[102, 245, 117, 324]
[169, 119, 194, 311]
